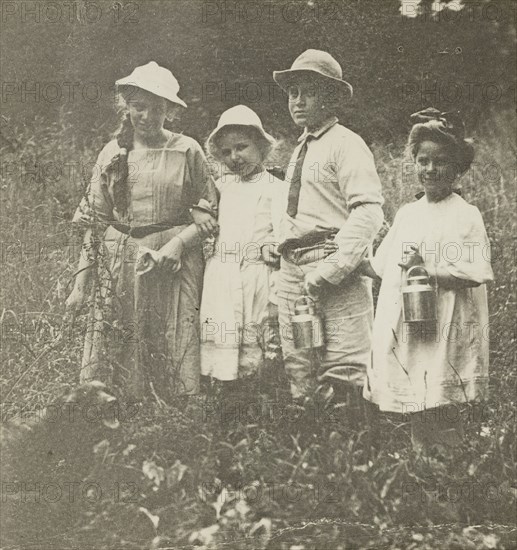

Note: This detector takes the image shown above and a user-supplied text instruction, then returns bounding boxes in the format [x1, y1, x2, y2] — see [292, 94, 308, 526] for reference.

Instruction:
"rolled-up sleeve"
[317, 136, 384, 284]
[370, 209, 403, 279]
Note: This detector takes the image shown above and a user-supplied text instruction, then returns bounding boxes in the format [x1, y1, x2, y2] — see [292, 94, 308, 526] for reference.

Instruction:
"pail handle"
[294, 295, 316, 308]
[406, 265, 430, 281]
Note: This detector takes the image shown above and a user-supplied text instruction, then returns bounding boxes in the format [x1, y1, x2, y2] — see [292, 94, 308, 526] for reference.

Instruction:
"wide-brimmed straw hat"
[273, 49, 353, 98]
[115, 61, 187, 108]
[206, 105, 276, 153]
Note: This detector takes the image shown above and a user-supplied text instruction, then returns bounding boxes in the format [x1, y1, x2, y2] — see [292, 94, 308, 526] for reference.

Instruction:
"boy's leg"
[318, 274, 374, 393]
[277, 261, 318, 399]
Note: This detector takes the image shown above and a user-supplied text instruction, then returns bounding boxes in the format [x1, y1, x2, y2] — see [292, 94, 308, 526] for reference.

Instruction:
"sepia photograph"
[0, 0, 516, 548]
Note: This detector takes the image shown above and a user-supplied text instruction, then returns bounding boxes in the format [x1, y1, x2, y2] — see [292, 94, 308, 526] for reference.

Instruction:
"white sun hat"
[115, 61, 187, 108]
[206, 105, 276, 154]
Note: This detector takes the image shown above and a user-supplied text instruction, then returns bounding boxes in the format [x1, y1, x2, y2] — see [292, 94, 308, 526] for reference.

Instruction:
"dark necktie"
[286, 137, 310, 218]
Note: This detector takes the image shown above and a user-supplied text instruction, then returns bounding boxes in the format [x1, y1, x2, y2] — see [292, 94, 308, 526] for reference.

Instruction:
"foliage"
[1, 102, 515, 547]
[1, 0, 516, 547]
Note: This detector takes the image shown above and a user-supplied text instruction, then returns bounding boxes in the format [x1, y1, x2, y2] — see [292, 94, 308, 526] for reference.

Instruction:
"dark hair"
[103, 113, 134, 217]
[407, 110, 475, 175]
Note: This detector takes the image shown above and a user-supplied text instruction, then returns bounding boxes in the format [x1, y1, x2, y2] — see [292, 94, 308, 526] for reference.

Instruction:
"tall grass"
[0, 108, 515, 549]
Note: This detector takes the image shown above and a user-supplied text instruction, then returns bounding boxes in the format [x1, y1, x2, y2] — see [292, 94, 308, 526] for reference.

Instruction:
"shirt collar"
[298, 117, 339, 143]
[415, 189, 462, 200]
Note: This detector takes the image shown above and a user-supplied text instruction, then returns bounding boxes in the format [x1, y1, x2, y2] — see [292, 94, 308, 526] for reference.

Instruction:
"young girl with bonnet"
[200, 105, 286, 386]
[360, 108, 494, 451]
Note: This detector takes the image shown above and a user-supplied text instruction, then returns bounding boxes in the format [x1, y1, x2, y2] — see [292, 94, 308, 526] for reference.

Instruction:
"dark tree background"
[1, 0, 515, 148]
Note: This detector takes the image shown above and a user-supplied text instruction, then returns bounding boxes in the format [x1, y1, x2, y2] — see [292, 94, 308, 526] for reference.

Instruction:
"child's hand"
[136, 247, 160, 275]
[158, 237, 184, 272]
[399, 245, 424, 270]
[190, 208, 219, 238]
[261, 243, 281, 268]
[304, 271, 326, 300]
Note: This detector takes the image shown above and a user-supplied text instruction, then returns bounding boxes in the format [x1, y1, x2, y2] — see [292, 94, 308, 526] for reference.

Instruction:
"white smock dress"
[365, 193, 494, 413]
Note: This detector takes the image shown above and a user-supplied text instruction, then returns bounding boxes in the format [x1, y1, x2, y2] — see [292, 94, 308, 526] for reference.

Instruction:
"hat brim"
[273, 69, 353, 98]
[207, 124, 277, 161]
[115, 80, 187, 108]
[208, 124, 276, 149]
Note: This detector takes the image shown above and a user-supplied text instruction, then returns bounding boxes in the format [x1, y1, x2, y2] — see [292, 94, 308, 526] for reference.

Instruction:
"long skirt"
[80, 225, 204, 399]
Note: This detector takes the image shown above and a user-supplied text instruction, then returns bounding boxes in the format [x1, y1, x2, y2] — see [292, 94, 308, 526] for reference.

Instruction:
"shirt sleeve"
[436, 205, 494, 284]
[72, 142, 117, 228]
[370, 208, 404, 278]
[318, 203, 384, 284]
[317, 135, 385, 284]
[335, 133, 384, 209]
[186, 140, 219, 217]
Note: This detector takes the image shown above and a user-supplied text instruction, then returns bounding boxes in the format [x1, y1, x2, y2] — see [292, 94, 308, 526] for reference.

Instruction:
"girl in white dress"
[360, 108, 494, 451]
[200, 105, 285, 383]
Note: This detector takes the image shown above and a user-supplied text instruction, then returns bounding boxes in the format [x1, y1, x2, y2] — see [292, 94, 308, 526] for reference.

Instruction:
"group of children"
[68, 52, 493, 452]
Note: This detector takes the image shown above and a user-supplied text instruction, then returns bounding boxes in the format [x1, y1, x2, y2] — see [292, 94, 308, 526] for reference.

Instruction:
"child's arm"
[400, 245, 482, 290]
[190, 200, 219, 238]
[155, 224, 200, 272]
[431, 265, 481, 290]
[187, 142, 220, 238]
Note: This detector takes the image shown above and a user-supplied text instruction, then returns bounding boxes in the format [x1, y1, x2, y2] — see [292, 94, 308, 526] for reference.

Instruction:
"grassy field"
[0, 108, 515, 549]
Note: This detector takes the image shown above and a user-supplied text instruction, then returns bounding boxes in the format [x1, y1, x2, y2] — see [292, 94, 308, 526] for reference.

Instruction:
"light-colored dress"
[365, 193, 494, 413]
[267, 173, 289, 305]
[73, 132, 218, 399]
[200, 170, 283, 380]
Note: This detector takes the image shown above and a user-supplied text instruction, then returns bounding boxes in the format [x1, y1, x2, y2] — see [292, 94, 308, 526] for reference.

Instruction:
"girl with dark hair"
[66, 62, 218, 401]
[360, 108, 493, 452]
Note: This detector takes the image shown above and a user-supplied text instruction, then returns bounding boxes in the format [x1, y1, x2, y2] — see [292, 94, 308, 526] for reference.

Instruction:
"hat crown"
[116, 61, 186, 108]
[120, 61, 180, 93]
[272, 49, 353, 98]
[207, 105, 276, 156]
[291, 49, 343, 80]
[217, 105, 263, 129]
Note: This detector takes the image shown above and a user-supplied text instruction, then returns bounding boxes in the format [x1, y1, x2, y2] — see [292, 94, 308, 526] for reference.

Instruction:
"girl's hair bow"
[410, 107, 466, 140]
